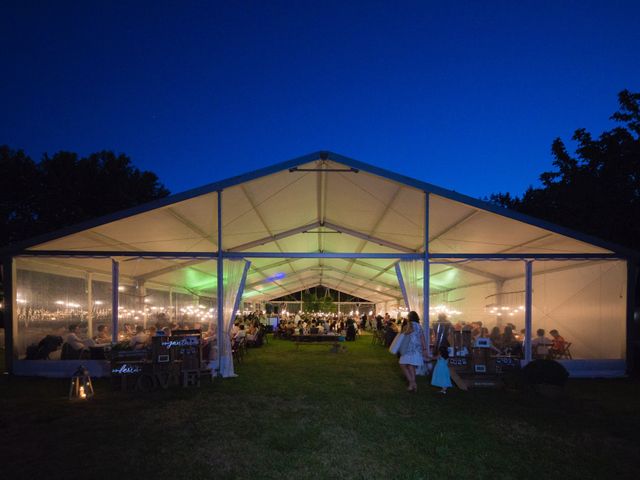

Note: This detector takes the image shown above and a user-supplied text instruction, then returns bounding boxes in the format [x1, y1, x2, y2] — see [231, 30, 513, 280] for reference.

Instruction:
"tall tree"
[0, 147, 170, 247]
[491, 90, 640, 251]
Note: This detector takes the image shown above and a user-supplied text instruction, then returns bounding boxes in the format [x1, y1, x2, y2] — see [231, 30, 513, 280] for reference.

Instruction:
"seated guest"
[532, 328, 552, 357]
[130, 325, 149, 349]
[489, 327, 502, 348]
[246, 325, 258, 342]
[65, 324, 95, 352]
[501, 326, 517, 352]
[144, 327, 157, 348]
[234, 324, 247, 341]
[231, 322, 240, 338]
[122, 323, 134, 338]
[549, 329, 567, 355]
[94, 324, 111, 344]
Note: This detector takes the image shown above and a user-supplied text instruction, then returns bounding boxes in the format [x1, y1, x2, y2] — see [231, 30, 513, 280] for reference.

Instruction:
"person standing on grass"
[431, 345, 452, 394]
[399, 311, 430, 392]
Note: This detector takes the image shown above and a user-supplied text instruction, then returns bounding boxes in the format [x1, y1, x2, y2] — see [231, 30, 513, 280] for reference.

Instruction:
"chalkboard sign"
[168, 335, 202, 370]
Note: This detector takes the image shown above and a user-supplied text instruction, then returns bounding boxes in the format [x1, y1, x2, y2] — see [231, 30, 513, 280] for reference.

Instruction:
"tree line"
[490, 89, 640, 252]
[0, 148, 169, 247]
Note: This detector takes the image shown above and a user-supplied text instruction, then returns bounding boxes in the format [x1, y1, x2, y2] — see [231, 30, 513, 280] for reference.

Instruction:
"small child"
[431, 345, 453, 394]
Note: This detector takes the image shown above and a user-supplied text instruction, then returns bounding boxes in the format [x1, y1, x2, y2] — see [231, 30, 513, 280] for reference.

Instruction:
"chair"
[232, 338, 246, 363]
[551, 342, 572, 360]
[533, 343, 551, 360]
[61, 343, 88, 360]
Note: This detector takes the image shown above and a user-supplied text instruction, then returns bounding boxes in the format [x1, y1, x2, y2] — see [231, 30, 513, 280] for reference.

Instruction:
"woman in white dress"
[399, 311, 430, 392]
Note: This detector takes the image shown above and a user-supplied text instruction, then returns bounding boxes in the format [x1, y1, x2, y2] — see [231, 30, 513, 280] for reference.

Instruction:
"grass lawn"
[1, 337, 639, 480]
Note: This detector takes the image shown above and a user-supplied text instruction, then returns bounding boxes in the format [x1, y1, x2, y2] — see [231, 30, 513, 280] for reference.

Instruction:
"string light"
[429, 304, 461, 317]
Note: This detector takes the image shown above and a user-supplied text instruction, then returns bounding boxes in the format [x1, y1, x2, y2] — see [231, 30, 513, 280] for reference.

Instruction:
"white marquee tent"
[2, 151, 637, 377]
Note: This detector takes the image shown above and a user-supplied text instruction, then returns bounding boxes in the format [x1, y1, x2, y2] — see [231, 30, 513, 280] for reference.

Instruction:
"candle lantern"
[69, 365, 94, 400]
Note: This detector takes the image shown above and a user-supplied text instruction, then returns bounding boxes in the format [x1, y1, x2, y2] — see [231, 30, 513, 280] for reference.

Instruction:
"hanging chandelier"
[485, 290, 526, 317]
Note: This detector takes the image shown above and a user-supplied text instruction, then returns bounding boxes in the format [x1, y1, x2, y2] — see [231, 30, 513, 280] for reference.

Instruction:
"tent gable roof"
[4, 150, 635, 258]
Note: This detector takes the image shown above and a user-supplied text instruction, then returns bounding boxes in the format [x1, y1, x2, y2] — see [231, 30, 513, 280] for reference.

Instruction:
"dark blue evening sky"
[1, 0, 639, 199]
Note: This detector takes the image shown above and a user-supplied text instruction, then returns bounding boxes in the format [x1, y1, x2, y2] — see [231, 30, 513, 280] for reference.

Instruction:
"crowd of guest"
[274, 312, 362, 341]
[372, 312, 570, 360]
[26, 304, 570, 362]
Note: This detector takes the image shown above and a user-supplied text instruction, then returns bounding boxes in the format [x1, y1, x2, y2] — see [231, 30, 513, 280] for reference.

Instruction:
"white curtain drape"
[218, 259, 250, 378]
[396, 260, 428, 375]
[396, 260, 423, 316]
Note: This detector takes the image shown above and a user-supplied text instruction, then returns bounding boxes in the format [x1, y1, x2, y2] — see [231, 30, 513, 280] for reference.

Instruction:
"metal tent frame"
[2, 151, 638, 376]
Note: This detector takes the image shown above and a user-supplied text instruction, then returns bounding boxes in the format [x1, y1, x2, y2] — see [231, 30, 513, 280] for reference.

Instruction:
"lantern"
[69, 365, 94, 400]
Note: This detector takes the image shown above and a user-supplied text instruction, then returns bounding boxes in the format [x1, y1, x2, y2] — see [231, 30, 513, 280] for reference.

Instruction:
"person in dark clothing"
[346, 317, 357, 341]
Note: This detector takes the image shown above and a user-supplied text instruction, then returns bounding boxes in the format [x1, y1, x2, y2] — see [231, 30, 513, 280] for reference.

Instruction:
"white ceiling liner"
[18, 153, 620, 304]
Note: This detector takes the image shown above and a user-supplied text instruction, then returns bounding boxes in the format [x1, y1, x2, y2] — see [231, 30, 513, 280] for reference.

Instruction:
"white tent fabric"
[396, 260, 424, 317]
[396, 260, 429, 375]
[219, 259, 250, 378]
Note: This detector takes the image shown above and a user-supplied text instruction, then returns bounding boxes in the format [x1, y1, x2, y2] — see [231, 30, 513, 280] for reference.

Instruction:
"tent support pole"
[87, 273, 93, 338]
[423, 192, 430, 345]
[216, 190, 224, 377]
[524, 260, 533, 363]
[138, 281, 146, 329]
[111, 259, 119, 343]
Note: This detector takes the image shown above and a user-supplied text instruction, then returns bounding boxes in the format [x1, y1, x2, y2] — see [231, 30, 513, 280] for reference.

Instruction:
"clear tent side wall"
[429, 259, 526, 352]
[12, 256, 218, 360]
[386, 257, 627, 363]
[530, 259, 627, 361]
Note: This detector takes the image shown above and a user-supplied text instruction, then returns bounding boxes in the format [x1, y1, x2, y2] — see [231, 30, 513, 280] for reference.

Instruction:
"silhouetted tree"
[0, 147, 170, 247]
[491, 90, 640, 251]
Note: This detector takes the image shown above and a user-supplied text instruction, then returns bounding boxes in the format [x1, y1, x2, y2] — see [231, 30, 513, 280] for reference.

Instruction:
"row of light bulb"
[429, 304, 462, 316]
[487, 305, 525, 317]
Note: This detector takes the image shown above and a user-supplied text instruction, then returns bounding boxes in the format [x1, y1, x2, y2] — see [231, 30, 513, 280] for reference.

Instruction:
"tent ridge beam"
[322, 221, 416, 253]
[321, 273, 398, 299]
[16, 250, 623, 260]
[227, 222, 321, 252]
[333, 184, 404, 289]
[428, 253, 622, 260]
